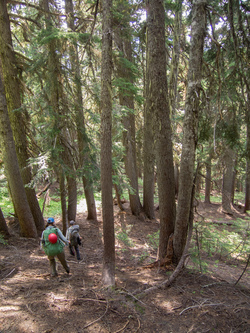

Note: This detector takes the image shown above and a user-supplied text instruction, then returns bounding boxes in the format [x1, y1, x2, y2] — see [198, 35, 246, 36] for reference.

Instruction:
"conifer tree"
[174, 0, 207, 262]
[0, 0, 43, 236]
[146, 0, 176, 261]
[100, 0, 115, 286]
[0, 70, 37, 238]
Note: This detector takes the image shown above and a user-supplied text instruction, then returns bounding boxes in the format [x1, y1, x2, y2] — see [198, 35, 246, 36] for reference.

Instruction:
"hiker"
[41, 217, 70, 277]
[66, 220, 82, 261]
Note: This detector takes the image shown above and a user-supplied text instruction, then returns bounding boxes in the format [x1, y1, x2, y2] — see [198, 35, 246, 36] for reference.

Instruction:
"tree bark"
[204, 152, 212, 204]
[59, 131, 77, 222]
[169, 0, 182, 117]
[0, 207, 10, 238]
[0, 73, 37, 238]
[59, 171, 68, 235]
[143, 10, 155, 220]
[0, 0, 44, 236]
[100, 0, 115, 287]
[147, 0, 176, 261]
[221, 148, 235, 215]
[244, 91, 250, 212]
[174, 0, 207, 262]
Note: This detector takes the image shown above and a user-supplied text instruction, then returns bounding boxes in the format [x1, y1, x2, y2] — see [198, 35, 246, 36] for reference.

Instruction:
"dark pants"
[48, 251, 70, 276]
[69, 244, 81, 260]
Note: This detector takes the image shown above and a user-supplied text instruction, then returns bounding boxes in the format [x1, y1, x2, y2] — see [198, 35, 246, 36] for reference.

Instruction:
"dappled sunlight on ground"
[1, 201, 250, 332]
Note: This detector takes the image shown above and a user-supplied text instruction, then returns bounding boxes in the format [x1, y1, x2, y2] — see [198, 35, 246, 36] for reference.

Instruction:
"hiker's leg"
[69, 244, 75, 256]
[57, 251, 70, 273]
[75, 246, 81, 261]
[48, 256, 58, 276]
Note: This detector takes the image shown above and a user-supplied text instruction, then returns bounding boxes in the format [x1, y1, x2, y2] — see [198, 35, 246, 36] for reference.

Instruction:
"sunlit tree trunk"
[147, 0, 176, 261]
[100, 0, 115, 287]
[0, 73, 37, 238]
[0, 0, 44, 236]
[174, 0, 207, 262]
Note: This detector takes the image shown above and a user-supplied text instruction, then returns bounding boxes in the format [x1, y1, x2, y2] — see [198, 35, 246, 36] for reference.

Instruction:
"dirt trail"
[0, 203, 250, 332]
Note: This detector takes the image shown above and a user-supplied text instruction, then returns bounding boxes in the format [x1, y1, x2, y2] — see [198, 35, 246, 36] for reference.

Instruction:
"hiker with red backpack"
[66, 220, 82, 261]
[41, 217, 70, 277]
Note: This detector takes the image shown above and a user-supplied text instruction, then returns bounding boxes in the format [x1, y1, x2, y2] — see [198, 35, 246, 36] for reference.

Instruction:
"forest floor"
[1, 196, 250, 333]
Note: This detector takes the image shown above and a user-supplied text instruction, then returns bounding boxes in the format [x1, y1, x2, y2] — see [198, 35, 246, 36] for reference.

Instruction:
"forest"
[0, 0, 250, 332]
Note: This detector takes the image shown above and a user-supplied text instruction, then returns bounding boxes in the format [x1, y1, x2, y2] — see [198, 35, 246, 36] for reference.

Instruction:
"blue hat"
[47, 217, 55, 224]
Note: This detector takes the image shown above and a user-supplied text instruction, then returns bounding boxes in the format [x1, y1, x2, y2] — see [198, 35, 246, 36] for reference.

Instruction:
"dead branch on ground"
[82, 299, 109, 329]
[234, 253, 250, 286]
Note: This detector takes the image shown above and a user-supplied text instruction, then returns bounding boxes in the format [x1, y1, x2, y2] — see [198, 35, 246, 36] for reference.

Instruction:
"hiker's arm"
[57, 229, 70, 245]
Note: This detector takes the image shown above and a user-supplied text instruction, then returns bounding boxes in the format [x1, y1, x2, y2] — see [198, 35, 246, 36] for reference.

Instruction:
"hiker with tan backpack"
[66, 220, 82, 261]
[41, 217, 70, 277]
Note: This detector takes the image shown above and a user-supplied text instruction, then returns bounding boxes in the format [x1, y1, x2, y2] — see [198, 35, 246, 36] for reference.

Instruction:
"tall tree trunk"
[59, 171, 68, 235]
[114, 30, 142, 216]
[147, 0, 176, 261]
[0, 207, 10, 238]
[143, 10, 155, 220]
[173, 0, 207, 262]
[174, 163, 179, 198]
[143, 13, 155, 219]
[0, 0, 44, 235]
[100, 0, 115, 287]
[59, 130, 77, 222]
[244, 91, 250, 212]
[65, 0, 97, 220]
[227, 0, 249, 212]
[143, 37, 155, 219]
[67, 174, 77, 222]
[143, 101, 155, 219]
[221, 148, 235, 215]
[0, 73, 37, 238]
[169, 0, 182, 117]
[204, 153, 212, 204]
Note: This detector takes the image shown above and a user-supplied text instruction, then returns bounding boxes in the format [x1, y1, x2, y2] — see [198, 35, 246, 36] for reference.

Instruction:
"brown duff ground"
[0, 201, 250, 333]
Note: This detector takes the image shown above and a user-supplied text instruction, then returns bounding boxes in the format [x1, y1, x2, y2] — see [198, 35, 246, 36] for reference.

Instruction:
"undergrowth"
[191, 217, 250, 273]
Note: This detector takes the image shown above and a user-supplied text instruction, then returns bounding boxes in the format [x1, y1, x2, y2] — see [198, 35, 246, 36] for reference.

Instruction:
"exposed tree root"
[135, 221, 193, 297]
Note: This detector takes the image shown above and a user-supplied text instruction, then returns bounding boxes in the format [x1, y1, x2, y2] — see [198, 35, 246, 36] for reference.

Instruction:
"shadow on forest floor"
[0, 200, 250, 332]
